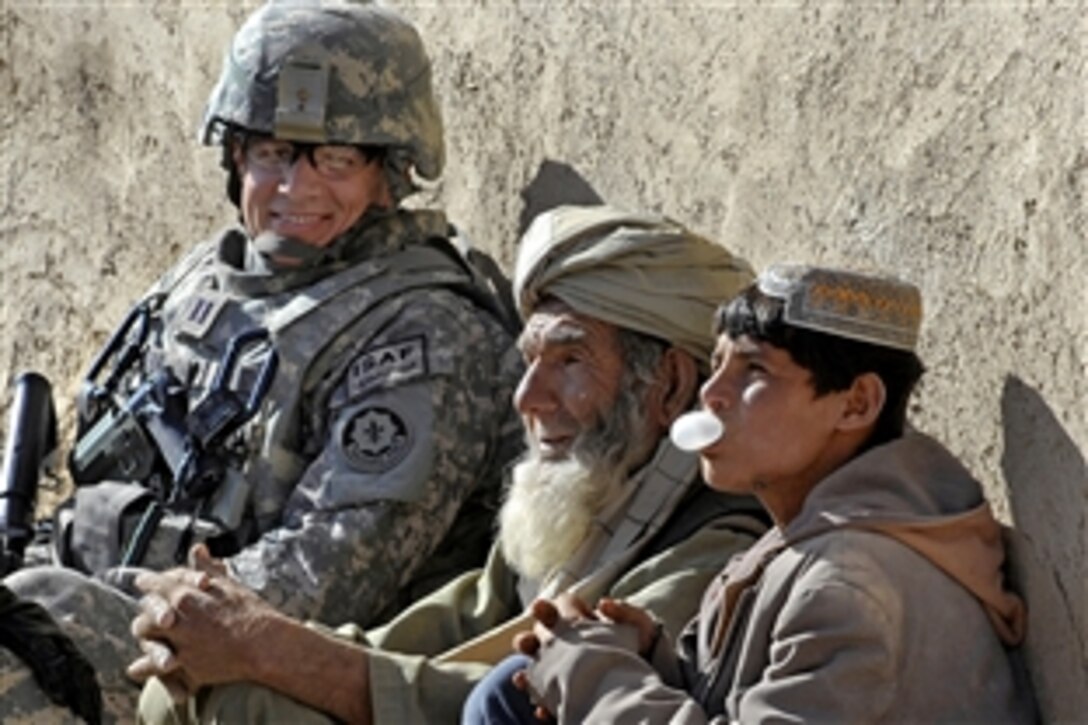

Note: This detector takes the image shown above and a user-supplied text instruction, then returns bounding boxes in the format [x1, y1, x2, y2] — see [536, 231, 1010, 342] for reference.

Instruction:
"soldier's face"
[515, 302, 627, 461]
[234, 143, 392, 249]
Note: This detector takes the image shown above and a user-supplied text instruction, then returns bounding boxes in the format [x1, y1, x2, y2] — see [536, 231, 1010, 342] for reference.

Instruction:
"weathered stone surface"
[1, 1, 1083, 719]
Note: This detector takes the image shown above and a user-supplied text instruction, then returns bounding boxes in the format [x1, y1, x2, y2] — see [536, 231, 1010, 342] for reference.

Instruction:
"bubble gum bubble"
[670, 410, 724, 452]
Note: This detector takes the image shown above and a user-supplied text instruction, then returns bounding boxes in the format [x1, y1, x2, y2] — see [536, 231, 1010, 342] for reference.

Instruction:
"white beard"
[499, 382, 655, 582]
[498, 452, 626, 582]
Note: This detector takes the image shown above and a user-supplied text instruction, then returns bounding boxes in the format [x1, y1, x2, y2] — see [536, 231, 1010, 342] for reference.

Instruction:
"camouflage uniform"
[0, 579, 101, 724]
[1, 571, 120, 724]
[3, 207, 521, 723]
[144, 206, 522, 625]
[0, 651, 68, 725]
[1, 2, 522, 721]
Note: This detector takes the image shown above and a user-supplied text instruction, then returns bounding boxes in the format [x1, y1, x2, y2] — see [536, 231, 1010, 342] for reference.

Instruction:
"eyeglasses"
[243, 137, 374, 180]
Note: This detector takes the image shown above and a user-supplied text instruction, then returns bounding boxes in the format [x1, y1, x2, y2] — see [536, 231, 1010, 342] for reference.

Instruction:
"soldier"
[0, 1, 521, 720]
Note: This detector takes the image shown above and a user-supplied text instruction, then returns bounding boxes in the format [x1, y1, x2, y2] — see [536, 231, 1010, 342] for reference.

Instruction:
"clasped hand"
[126, 543, 276, 703]
[510, 593, 659, 721]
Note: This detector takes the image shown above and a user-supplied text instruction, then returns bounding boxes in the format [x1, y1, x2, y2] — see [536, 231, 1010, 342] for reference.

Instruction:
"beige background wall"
[1, 1, 1084, 719]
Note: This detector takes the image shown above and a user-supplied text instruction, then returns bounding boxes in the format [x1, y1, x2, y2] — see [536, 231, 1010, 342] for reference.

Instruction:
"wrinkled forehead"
[518, 299, 619, 355]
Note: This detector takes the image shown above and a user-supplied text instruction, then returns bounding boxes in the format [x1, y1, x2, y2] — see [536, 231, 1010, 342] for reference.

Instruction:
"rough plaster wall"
[1, 0, 1084, 719]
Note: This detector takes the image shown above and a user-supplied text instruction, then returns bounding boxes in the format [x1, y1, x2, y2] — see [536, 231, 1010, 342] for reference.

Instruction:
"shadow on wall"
[1001, 375, 1088, 721]
[517, 159, 604, 236]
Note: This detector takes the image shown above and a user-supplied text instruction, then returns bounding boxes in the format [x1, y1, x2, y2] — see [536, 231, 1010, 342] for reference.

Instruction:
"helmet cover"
[201, 0, 444, 182]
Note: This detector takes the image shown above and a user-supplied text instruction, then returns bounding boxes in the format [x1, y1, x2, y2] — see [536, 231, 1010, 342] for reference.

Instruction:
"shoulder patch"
[340, 406, 414, 473]
[346, 336, 428, 399]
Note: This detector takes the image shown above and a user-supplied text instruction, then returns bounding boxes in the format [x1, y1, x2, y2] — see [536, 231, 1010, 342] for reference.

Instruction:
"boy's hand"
[510, 594, 659, 721]
[513, 593, 595, 656]
[596, 597, 661, 656]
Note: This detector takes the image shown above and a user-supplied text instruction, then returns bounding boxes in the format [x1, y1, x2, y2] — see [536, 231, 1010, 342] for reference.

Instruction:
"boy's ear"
[649, 347, 700, 429]
[837, 372, 886, 432]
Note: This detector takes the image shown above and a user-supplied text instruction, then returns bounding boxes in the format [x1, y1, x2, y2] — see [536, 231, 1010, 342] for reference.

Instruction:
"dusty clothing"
[364, 495, 764, 725]
[140, 444, 769, 725]
[3, 208, 522, 722]
[526, 432, 1036, 723]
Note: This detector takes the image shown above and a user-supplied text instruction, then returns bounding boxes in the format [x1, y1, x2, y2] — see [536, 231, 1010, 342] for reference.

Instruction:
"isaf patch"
[346, 336, 427, 399]
[341, 406, 414, 473]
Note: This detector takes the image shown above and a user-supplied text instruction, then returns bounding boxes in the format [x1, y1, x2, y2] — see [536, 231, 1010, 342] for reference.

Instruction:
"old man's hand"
[126, 544, 279, 699]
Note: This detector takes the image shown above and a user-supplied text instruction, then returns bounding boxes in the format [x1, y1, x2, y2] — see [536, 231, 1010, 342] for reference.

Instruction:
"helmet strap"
[252, 232, 326, 269]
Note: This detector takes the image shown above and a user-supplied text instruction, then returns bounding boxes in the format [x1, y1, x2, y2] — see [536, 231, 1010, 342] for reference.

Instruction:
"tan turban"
[514, 205, 754, 367]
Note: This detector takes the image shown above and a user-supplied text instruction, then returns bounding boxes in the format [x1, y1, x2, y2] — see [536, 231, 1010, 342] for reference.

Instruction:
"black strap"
[0, 584, 103, 724]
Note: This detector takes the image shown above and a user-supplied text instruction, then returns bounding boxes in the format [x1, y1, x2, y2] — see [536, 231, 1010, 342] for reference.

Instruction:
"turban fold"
[514, 205, 754, 368]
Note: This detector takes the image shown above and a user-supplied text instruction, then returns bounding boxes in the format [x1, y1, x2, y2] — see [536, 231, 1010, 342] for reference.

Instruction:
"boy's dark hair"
[715, 283, 925, 451]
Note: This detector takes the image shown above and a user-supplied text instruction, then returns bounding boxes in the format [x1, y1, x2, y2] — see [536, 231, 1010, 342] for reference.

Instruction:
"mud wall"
[1, 1, 1084, 718]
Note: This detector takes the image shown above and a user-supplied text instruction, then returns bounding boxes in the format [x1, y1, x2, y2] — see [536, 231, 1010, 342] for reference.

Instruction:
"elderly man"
[131, 204, 766, 724]
[1, 3, 521, 721]
[486, 264, 1036, 723]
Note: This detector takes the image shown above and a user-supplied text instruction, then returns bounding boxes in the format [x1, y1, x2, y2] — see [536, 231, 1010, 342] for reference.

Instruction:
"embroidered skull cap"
[757, 264, 922, 352]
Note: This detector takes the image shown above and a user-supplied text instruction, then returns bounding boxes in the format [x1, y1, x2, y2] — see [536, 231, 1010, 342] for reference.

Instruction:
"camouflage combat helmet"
[202, 0, 444, 201]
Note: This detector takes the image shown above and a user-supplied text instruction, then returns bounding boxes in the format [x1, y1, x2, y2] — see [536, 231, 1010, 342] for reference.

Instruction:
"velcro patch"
[346, 336, 427, 399]
[175, 289, 228, 340]
[340, 406, 413, 473]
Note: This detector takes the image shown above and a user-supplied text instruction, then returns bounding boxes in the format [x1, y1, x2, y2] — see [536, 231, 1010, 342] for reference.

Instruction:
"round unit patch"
[341, 406, 413, 473]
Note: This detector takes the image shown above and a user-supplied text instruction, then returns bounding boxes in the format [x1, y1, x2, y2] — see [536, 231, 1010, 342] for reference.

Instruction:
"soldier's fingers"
[512, 669, 530, 691]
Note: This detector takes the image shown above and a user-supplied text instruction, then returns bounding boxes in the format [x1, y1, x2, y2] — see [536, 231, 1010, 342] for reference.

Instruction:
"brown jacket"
[528, 432, 1036, 723]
